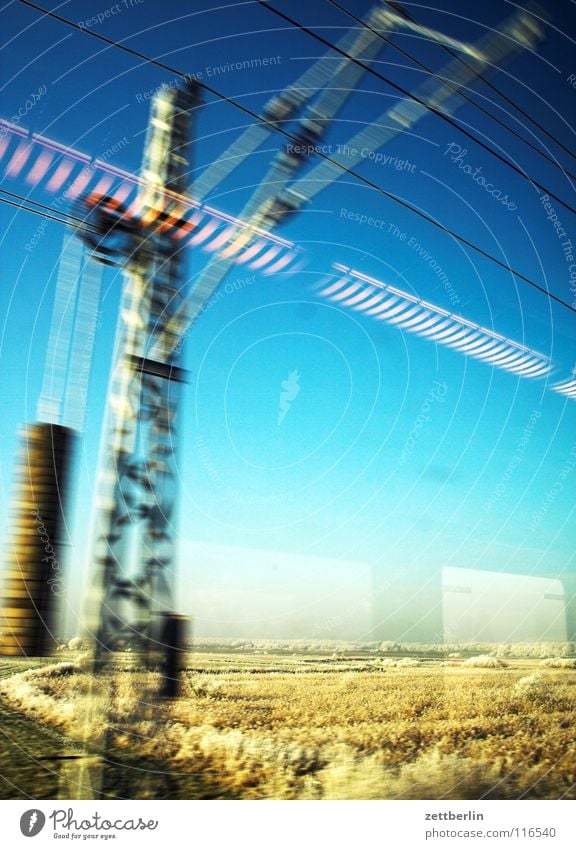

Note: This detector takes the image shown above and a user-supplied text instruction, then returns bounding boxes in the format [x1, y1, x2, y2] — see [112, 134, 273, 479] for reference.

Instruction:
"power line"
[0, 188, 97, 229]
[325, 0, 576, 185]
[3, 157, 575, 318]
[258, 0, 576, 218]
[381, 0, 576, 166]
[14, 0, 576, 315]
[0, 191, 98, 235]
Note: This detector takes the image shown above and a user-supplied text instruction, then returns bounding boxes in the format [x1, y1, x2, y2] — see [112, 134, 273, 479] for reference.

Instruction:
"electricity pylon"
[66, 1, 545, 798]
[75, 2, 544, 671]
[80, 82, 200, 665]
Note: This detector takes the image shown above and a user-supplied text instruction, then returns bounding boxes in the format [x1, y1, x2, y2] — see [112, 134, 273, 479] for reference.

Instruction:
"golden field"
[1, 652, 575, 799]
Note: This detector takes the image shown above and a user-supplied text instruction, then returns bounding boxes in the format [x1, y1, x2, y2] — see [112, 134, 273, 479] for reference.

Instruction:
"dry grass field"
[1, 652, 575, 799]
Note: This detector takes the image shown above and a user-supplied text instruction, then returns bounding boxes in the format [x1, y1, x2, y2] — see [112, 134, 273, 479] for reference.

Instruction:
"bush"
[540, 657, 576, 669]
[373, 657, 422, 668]
[463, 656, 508, 669]
[514, 673, 554, 702]
[188, 676, 225, 699]
[379, 641, 401, 653]
[316, 749, 512, 800]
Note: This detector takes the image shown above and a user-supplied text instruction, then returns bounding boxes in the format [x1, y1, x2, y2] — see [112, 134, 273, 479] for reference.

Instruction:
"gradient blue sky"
[1, 0, 575, 635]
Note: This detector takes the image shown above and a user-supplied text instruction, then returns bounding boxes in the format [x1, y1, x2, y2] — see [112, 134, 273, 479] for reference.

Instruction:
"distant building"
[181, 541, 372, 640]
[371, 564, 576, 644]
[442, 567, 574, 644]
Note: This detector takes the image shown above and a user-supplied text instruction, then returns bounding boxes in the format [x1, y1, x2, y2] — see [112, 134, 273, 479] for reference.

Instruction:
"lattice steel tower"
[80, 82, 199, 662]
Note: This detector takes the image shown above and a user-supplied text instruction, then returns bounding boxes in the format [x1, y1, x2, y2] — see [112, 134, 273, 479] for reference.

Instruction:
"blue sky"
[1, 0, 575, 637]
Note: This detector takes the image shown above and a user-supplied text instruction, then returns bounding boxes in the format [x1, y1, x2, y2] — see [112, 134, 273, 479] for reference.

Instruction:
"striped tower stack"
[0, 423, 74, 656]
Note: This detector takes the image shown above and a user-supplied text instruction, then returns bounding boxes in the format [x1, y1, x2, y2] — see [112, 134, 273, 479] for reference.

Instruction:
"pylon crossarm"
[193, 1, 396, 202]
[150, 5, 544, 363]
[277, 6, 544, 213]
